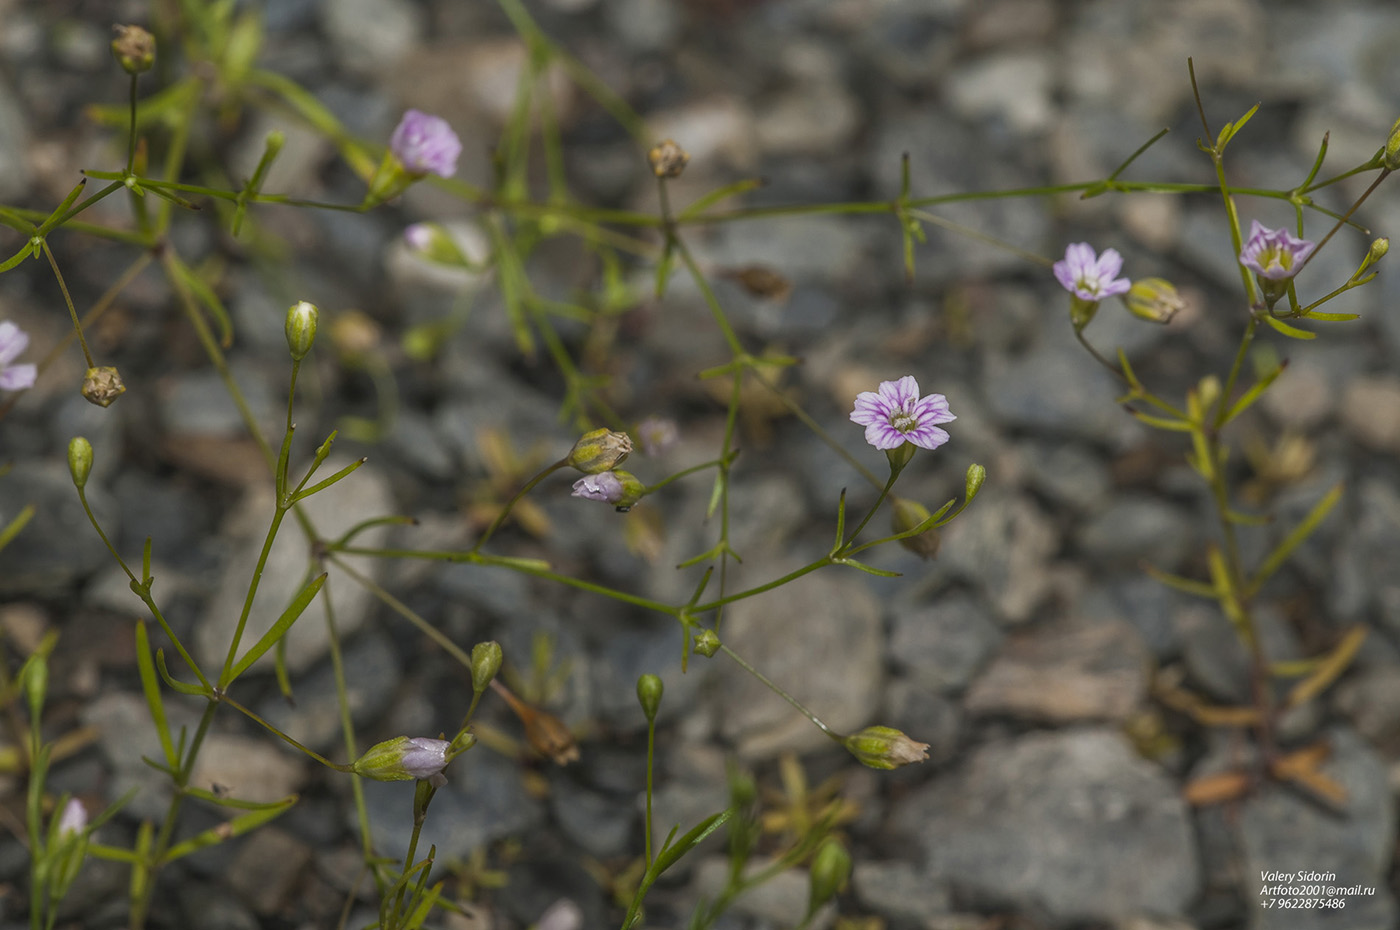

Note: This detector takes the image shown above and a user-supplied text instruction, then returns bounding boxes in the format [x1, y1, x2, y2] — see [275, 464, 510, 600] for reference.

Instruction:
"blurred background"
[2, 0, 1400, 928]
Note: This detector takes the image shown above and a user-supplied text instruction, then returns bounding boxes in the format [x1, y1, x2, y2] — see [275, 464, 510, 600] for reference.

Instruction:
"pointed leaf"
[1249, 483, 1342, 594]
[1262, 314, 1316, 340]
[227, 573, 327, 682]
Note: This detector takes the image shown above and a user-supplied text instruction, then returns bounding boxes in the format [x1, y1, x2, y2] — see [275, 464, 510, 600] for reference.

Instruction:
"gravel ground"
[3, 1, 1400, 929]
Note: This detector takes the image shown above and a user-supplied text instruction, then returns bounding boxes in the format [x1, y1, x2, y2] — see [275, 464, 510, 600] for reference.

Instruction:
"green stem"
[719, 644, 836, 739]
[471, 460, 566, 552]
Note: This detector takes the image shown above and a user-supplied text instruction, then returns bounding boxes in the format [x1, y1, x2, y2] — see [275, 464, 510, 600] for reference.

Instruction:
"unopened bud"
[111, 25, 155, 74]
[23, 654, 48, 719]
[1123, 277, 1184, 324]
[890, 497, 940, 559]
[352, 736, 451, 782]
[807, 837, 852, 913]
[648, 139, 690, 179]
[693, 629, 721, 657]
[284, 300, 318, 361]
[56, 798, 87, 839]
[68, 437, 93, 489]
[403, 223, 468, 266]
[567, 428, 633, 474]
[964, 462, 987, 500]
[1356, 237, 1390, 281]
[841, 725, 930, 770]
[81, 366, 125, 408]
[636, 673, 664, 723]
[570, 469, 646, 511]
[1385, 117, 1400, 171]
[471, 641, 503, 693]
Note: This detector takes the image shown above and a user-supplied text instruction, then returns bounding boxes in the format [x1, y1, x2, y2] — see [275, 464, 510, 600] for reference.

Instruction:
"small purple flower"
[572, 472, 624, 503]
[0, 320, 37, 391]
[1053, 243, 1131, 301]
[389, 110, 462, 178]
[850, 376, 955, 451]
[1239, 220, 1315, 280]
[57, 798, 87, 838]
[400, 737, 450, 780]
[636, 416, 679, 456]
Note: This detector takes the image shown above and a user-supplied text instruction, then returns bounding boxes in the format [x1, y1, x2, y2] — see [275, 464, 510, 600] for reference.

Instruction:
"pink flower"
[389, 110, 461, 178]
[1053, 243, 1131, 301]
[57, 798, 87, 838]
[0, 321, 37, 391]
[399, 737, 451, 779]
[1239, 220, 1315, 280]
[571, 472, 624, 503]
[850, 376, 955, 451]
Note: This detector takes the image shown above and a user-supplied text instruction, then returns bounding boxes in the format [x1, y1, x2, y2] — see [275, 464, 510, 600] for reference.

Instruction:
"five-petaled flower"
[850, 376, 955, 451]
[389, 110, 462, 178]
[1053, 243, 1131, 301]
[0, 320, 37, 391]
[1239, 220, 1314, 280]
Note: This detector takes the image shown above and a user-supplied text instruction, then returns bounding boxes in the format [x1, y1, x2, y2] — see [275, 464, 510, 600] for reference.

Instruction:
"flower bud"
[1385, 117, 1400, 172]
[57, 798, 87, 839]
[68, 436, 93, 489]
[111, 25, 155, 74]
[636, 673, 664, 723]
[471, 641, 503, 693]
[648, 139, 690, 179]
[23, 653, 47, 719]
[964, 462, 986, 500]
[523, 707, 580, 765]
[1122, 277, 1184, 324]
[352, 736, 451, 782]
[570, 470, 645, 511]
[693, 629, 721, 657]
[890, 497, 940, 559]
[1355, 238, 1390, 281]
[567, 428, 634, 474]
[807, 837, 852, 913]
[403, 223, 469, 266]
[284, 300, 318, 361]
[1069, 295, 1099, 331]
[81, 366, 125, 408]
[841, 725, 930, 770]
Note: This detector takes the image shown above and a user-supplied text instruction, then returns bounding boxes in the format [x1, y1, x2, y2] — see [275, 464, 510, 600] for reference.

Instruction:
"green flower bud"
[82, 366, 125, 408]
[284, 300, 319, 361]
[352, 736, 451, 782]
[404, 223, 469, 266]
[609, 470, 646, 511]
[1122, 277, 1184, 324]
[842, 725, 930, 770]
[68, 436, 93, 489]
[807, 837, 852, 913]
[891, 497, 940, 559]
[1371, 237, 1391, 262]
[1069, 295, 1100, 331]
[566, 427, 634, 474]
[1385, 117, 1400, 172]
[471, 641, 503, 693]
[693, 629, 721, 657]
[636, 673, 664, 723]
[22, 653, 47, 719]
[111, 25, 155, 75]
[965, 462, 986, 500]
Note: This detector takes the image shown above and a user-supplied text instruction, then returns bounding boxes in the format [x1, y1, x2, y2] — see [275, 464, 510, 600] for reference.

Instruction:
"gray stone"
[982, 327, 1136, 444]
[189, 733, 308, 806]
[363, 746, 543, 863]
[1176, 605, 1301, 705]
[755, 83, 861, 156]
[945, 51, 1054, 134]
[1077, 574, 1183, 660]
[82, 692, 201, 820]
[1019, 441, 1112, 512]
[712, 562, 884, 759]
[900, 728, 1199, 924]
[160, 364, 280, 441]
[965, 618, 1151, 723]
[1076, 495, 1194, 570]
[591, 626, 699, 733]
[194, 460, 395, 675]
[648, 744, 731, 869]
[257, 627, 403, 754]
[1333, 667, 1400, 754]
[939, 491, 1059, 624]
[320, 0, 424, 77]
[1341, 376, 1400, 453]
[226, 827, 313, 916]
[1193, 728, 1396, 930]
[693, 856, 834, 929]
[0, 77, 32, 200]
[178, 882, 259, 930]
[0, 462, 116, 598]
[548, 773, 635, 859]
[887, 592, 1003, 693]
[882, 679, 963, 766]
[852, 859, 952, 923]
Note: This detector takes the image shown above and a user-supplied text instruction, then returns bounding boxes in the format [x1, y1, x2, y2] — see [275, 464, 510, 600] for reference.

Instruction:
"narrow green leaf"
[162, 795, 296, 862]
[134, 623, 180, 770]
[652, 810, 733, 877]
[290, 457, 366, 503]
[0, 503, 35, 551]
[837, 559, 901, 578]
[1223, 361, 1287, 424]
[154, 649, 208, 696]
[169, 256, 234, 348]
[1249, 483, 1343, 595]
[227, 573, 328, 682]
[1142, 563, 1218, 599]
[678, 178, 763, 219]
[1128, 409, 1194, 431]
[1262, 314, 1316, 340]
[1302, 310, 1359, 321]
